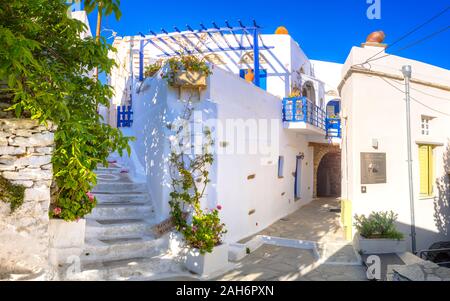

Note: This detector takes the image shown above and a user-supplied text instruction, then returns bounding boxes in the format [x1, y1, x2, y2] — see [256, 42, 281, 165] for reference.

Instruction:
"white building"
[107, 25, 343, 242]
[339, 42, 450, 251]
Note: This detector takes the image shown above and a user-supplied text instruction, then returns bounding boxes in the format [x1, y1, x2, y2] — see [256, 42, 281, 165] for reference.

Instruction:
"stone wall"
[309, 142, 341, 198]
[0, 119, 56, 279]
[317, 152, 342, 197]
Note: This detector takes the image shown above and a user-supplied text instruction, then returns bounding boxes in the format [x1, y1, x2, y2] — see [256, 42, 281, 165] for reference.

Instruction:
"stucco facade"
[339, 44, 450, 251]
[108, 32, 338, 242]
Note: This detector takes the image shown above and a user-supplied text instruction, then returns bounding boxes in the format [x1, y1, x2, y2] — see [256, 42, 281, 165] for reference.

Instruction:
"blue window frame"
[240, 69, 267, 91]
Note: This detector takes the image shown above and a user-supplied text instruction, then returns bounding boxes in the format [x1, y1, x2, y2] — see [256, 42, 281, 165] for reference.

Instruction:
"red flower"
[216, 205, 222, 210]
[86, 191, 95, 203]
[53, 207, 62, 216]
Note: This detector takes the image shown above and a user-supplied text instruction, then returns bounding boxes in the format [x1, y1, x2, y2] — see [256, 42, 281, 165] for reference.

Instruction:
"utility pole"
[402, 65, 417, 253]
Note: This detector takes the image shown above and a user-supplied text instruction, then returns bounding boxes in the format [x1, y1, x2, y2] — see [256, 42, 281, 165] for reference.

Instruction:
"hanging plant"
[162, 55, 212, 88]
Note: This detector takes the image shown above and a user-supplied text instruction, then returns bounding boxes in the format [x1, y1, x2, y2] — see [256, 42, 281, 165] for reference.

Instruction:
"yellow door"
[418, 145, 434, 196]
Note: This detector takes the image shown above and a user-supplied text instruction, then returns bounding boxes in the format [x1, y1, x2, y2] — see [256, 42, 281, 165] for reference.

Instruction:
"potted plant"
[47, 191, 93, 265]
[183, 205, 228, 276]
[163, 55, 212, 89]
[353, 211, 406, 254]
[168, 109, 228, 276]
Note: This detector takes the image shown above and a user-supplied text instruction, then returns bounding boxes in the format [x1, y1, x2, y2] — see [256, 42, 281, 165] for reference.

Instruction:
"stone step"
[94, 165, 124, 174]
[92, 182, 147, 194]
[86, 203, 154, 220]
[94, 193, 151, 205]
[81, 236, 166, 264]
[69, 256, 189, 281]
[95, 173, 132, 184]
[85, 219, 154, 239]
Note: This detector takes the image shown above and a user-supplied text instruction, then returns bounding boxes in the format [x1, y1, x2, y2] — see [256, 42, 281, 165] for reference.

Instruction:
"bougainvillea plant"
[168, 104, 226, 254]
[0, 0, 132, 221]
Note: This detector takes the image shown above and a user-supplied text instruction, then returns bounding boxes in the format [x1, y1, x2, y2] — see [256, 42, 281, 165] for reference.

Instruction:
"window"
[418, 145, 434, 196]
[278, 156, 284, 178]
[421, 116, 433, 136]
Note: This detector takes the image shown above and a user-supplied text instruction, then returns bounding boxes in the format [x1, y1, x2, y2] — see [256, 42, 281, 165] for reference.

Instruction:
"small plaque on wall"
[360, 152, 386, 184]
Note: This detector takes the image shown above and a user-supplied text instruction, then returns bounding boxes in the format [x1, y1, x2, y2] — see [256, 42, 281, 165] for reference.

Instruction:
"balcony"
[282, 97, 341, 138]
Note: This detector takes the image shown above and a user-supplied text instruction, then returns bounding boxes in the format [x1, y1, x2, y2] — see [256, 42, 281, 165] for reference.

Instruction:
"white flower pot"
[185, 244, 229, 276]
[354, 234, 407, 254]
[48, 219, 86, 266]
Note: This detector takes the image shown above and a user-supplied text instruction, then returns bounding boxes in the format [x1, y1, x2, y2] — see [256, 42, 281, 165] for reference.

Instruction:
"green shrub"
[0, 0, 131, 221]
[0, 175, 25, 212]
[144, 61, 162, 78]
[354, 211, 404, 240]
[180, 207, 227, 254]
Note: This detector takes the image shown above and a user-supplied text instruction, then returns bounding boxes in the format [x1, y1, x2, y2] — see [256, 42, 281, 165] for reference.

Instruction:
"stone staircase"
[67, 162, 187, 280]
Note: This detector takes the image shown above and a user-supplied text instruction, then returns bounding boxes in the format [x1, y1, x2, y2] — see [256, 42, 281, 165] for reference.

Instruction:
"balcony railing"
[282, 97, 341, 138]
[282, 97, 326, 130]
[325, 118, 341, 138]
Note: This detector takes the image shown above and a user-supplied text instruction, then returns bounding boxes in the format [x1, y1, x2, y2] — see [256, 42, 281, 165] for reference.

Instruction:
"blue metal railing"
[282, 97, 341, 138]
[326, 118, 341, 138]
[282, 97, 326, 130]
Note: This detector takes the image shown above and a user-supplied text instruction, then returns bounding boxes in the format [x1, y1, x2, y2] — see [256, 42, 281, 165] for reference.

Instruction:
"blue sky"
[87, 0, 450, 69]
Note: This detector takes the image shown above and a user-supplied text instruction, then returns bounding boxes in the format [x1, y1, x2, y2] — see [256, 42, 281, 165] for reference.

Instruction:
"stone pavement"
[215, 198, 367, 281]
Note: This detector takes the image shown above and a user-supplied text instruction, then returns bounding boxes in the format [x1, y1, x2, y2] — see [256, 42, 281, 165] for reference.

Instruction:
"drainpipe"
[402, 65, 417, 253]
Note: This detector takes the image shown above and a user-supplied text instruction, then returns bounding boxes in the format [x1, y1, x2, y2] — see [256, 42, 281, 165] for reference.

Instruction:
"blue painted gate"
[117, 105, 133, 128]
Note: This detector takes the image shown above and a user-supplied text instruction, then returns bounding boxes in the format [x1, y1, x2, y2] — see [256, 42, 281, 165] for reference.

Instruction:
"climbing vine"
[168, 103, 226, 254]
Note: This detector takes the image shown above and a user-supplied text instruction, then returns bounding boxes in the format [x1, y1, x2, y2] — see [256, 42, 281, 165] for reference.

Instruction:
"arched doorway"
[317, 152, 341, 197]
[309, 142, 341, 198]
[302, 81, 316, 104]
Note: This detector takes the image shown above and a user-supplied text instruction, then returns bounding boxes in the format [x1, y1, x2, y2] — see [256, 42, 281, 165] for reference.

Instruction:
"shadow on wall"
[395, 220, 450, 254]
[434, 140, 450, 238]
[133, 74, 217, 220]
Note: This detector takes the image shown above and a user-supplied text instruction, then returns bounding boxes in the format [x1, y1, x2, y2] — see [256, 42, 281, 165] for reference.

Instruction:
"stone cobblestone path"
[215, 198, 367, 281]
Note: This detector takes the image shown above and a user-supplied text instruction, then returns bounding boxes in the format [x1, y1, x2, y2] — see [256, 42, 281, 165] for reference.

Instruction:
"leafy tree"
[0, 0, 132, 220]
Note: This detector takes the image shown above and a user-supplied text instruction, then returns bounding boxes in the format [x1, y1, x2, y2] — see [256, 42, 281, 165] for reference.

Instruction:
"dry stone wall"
[0, 119, 56, 279]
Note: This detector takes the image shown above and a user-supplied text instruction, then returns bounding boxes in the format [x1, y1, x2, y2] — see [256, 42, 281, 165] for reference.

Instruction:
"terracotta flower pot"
[244, 69, 255, 82]
[366, 31, 385, 43]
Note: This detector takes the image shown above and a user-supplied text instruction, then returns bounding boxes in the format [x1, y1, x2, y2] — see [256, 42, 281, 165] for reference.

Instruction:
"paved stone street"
[215, 198, 367, 281]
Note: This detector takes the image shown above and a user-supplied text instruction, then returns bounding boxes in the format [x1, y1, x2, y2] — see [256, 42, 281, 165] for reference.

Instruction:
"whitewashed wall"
[107, 34, 326, 124]
[210, 67, 314, 242]
[128, 66, 314, 242]
[341, 46, 450, 251]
